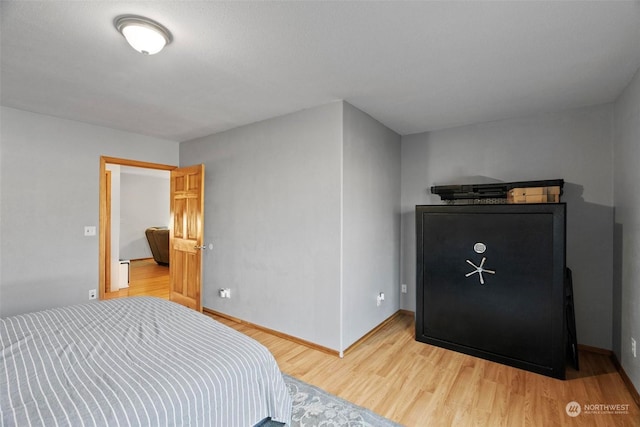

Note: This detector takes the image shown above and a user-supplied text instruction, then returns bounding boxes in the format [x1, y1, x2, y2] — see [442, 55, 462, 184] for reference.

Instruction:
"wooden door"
[170, 164, 205, 311]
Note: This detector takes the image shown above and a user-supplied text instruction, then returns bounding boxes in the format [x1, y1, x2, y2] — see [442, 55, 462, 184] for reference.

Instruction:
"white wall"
[180, 103, 344, 350]
[613, 67, 640, 392]
[0, 107, 179, 317]
[401, 104, 615, 350]
[342, 102, 401, 348]
[119, 168, 170, 261]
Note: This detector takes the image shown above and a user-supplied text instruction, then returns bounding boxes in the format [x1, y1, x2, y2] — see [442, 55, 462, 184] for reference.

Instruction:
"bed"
[0, 297, 292, 426]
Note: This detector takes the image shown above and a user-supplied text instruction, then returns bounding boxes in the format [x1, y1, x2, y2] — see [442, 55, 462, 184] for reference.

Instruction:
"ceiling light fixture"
[114, 15, 172, 55]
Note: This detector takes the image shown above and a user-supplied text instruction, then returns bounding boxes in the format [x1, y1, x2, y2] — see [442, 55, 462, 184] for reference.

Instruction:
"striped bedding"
[0, 297, 292, 426]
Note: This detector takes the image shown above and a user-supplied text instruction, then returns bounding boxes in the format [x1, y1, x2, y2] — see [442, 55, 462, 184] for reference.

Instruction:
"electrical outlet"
[376, 292, 385, 307]
[84, 226, 96, 236]
[632, 338, 637, 358]
[218, 288, 231, 298]
[401, 284, 407, 293]
[88, 289, 97, 300]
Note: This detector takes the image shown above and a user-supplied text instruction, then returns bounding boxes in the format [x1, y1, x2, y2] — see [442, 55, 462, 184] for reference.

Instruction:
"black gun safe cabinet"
[416, 204, 567, 379]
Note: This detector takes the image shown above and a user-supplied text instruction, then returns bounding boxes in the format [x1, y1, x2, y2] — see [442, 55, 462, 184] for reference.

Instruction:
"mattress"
[0, 297, 292, 426]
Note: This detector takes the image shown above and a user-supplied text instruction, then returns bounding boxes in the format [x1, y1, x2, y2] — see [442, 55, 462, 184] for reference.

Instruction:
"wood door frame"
[99, 156, 177, 299]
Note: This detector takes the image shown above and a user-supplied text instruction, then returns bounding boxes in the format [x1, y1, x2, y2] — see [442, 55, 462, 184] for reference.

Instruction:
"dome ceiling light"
[114, 15, 172, 55]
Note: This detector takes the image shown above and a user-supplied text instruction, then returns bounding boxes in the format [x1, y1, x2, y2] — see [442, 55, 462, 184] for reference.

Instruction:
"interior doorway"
[99, 156, 176, 299]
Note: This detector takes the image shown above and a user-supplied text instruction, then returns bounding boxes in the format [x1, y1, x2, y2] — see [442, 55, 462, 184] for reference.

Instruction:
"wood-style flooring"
[115, 262, 639, 426]
[109, 258, 170, 300]
[212, 313, 639, 426]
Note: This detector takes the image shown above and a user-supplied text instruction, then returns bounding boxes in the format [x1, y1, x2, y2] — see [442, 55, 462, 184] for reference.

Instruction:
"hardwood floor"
[112, 265, 638, 426]
[212, 312, 640, 427]
[108, 258, 170, 300]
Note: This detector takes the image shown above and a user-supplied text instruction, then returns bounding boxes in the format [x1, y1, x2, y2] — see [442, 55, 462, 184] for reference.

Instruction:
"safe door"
[416, 204, 566, 379]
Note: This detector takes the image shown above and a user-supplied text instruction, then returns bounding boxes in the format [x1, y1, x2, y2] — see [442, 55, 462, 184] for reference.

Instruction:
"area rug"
[279, 374, 404, 427]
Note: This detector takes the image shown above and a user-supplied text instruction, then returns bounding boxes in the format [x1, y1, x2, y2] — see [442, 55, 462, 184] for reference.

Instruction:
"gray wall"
[342, 102, 401, 348]
[613, 67, 640, 392]
[119, 169, 170, 261]
[180, 101, 402, 352]
[0, 107, 179, 317]
[180, 103, 344, 350]
[401, 104, 615, 350]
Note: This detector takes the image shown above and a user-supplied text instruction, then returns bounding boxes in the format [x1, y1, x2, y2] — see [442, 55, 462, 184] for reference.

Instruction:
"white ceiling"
[1, 1, 639, 142]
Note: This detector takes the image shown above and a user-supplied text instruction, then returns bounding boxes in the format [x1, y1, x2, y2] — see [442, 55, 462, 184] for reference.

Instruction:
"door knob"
[194, 245, 206, 250]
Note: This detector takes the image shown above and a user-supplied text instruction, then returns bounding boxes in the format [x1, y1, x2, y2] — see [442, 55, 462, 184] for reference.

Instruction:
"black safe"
[416, 204, 567, 379]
